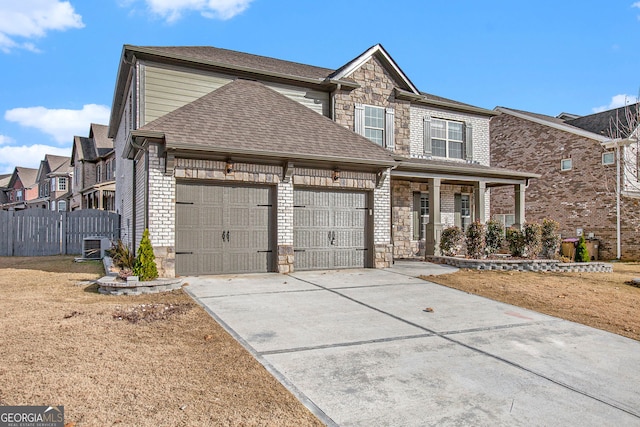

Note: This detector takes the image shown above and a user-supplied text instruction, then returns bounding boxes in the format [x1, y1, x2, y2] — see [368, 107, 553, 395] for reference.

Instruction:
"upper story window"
[50, 178, 56, 192]
[16, 189, 23, 201]
[106, 160, 113, 181]
[364, 106, 385, 146]
[424, 116, 472, 161]
[75, 165, 80, 186]
[354, 104, 395, 150]
[58, 177, 67, 191]
[602, 152, 614, 165]
[561, 158, 572, 171]
[96, 164, 102, 183]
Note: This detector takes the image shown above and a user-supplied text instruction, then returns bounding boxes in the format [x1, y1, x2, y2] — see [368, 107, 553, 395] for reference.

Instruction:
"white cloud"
[634, 2, 640, 20]
[0, 144, 70, 174]
[592, 94, 639, 113]
[5, 104, 110, 144]
[0, 0, 84, 53]
[0, 135, 15, 145]
[141, 0, 253, 22]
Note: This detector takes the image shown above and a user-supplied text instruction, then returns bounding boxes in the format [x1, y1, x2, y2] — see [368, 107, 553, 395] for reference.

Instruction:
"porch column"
[425, 177, 442, 256]
[514, 182, 526, 230]
[473, 181, 486, 223]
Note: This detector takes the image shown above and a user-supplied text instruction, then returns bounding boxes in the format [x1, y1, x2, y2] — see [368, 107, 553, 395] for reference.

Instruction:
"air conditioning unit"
[83, 237, 111, 259]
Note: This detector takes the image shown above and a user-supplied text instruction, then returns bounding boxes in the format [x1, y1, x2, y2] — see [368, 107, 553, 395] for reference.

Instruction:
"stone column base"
[153, 246, 175, 278]
[277, 245, 294, 274]
[374, 244, 394, 268]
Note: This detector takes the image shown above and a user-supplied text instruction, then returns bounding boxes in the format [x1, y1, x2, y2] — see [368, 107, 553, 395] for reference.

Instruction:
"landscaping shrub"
[133, 229, 159, 281]
[466, 220, 485, 259]
[108, 239, 135, 270]
[523, 222, 542, 259]
[541, 218, 561, 259]
[440, 226, 464, 256]
[575, 235, 590, 262]
[505, 227, 526, 257]
[485, 220, 504, 255]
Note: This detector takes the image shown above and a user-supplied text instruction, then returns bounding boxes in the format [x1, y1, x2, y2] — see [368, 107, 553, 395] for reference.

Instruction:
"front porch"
[390, 158, 539, 258]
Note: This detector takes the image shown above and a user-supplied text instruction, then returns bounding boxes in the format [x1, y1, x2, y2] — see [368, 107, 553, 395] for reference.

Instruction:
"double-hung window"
[58, 177, 67, 191]
[364, 106, 385, 146]
[412, 192, 430, 240]
[355, 104, 395, 150]
[424, 116, 471, 160]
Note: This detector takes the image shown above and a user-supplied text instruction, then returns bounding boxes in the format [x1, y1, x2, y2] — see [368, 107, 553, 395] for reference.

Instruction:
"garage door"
[175, 182, 273, 275]
[294, 189, 369, 270]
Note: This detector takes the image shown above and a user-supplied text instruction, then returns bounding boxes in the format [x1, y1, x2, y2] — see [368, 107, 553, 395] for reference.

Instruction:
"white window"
[561, 158, 572, 171]
[494, 214, 516, 232]
[50, 178, 56, 192]
[364, 105, 385, 146]
[431, 119, 465, 159]
[16, 190, 22, 201]
[51, 201, 56, 211]
[58, 200, 67, 212]
[602, 152, 614, 165]
[58, 177, 67, 191]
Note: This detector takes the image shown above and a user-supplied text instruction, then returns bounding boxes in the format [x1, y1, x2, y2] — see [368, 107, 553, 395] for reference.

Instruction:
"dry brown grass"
[422, 262, 640, 341]
[0, 256, 322, 427]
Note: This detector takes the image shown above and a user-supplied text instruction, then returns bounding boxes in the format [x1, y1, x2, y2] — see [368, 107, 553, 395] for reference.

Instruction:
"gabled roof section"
[565, 103, 639, 139]
[0, 174, 11, 188]
[89, 123, 113, 157]
[330, 44, 420, 94]
[8, 167, 38, 189]
[495, 107, 609, 142]
[131, 79, 395, 167]
[72, 124, 113, 165]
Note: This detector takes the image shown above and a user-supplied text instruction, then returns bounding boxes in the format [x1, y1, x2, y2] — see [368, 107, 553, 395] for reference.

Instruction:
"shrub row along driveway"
[185, 262, 640, 426]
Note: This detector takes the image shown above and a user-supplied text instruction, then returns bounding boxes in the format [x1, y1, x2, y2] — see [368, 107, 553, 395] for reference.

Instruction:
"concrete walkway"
[184, 261, 640, 426]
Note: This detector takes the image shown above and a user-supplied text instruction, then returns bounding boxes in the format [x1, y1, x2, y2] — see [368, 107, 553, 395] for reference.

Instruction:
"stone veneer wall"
[333, 56, 411, 156]
[143, 151, 392, 276]
[429, 256, 613, 273]
[491, 112, 640, 260]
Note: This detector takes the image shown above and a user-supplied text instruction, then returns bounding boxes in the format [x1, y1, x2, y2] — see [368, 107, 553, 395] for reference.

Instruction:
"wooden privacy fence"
[0, 209, 120, 257]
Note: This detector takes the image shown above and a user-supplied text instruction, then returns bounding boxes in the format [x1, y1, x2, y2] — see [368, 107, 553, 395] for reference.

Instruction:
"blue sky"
[0, 0, 639, 174]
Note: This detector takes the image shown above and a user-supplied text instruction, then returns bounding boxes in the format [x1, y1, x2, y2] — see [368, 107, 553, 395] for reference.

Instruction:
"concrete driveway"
[184, 261, 640, 426]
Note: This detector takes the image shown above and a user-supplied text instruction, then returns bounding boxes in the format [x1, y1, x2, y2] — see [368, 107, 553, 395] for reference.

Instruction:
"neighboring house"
[0, 174, 10, 206]
[1, 167, 39, 210]
[28, 154, 72, 211]
[70, 123, 116, 211]
[108, 44, 537, 277]
[491, 104, 640, 260]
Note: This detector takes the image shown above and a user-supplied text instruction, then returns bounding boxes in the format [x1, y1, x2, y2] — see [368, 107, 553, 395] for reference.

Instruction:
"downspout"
[616, 142, 621, 260]
[129, 136, 149, 254]
[330, 83, 342, 121]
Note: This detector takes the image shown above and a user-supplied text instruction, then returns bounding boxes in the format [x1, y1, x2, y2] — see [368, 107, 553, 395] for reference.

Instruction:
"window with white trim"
[424, 117, 471, 160]
[16, 189, 22, 201]
[58, 200, 67, 212]
[602, 152, 614, 165]
[494, 214, 515, 233]
[51, 201, 55, 211]
[50, 178, 56, 192]
[561, 158, 572, 171]
[364, 105, 385, 146]
[96, 164, 102, 183]
[58, 177, 67, 191]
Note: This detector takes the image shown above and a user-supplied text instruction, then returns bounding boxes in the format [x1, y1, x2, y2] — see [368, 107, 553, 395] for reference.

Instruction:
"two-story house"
[108, 44, 537, 277]
[491, 104, 640, 260]
[1, 167, 39, 210]
[28, 154, 72, 211]
[70, 123, 116, 211]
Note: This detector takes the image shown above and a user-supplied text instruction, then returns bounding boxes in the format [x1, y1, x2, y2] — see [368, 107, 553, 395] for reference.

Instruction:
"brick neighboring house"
[28, 154, 72, 211]
[108, 44, 537, 277]
[491, 104, 640, 260]
[1, 167, 39, 210]
[70, 123, 116, 211]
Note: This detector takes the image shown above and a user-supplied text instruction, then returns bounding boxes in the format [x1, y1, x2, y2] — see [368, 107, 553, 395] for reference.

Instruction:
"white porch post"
[425, 177, 442, 256]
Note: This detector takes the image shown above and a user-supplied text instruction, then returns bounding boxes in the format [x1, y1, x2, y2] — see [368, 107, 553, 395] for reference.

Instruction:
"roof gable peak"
[330, 44, 419, 94]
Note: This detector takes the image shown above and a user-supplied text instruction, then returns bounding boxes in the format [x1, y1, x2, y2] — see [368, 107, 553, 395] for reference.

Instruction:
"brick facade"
[491, 112, 640, 260]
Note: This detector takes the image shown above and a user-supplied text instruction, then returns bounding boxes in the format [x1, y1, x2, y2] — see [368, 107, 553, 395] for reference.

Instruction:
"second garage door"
[294, 189, 369, 270]
[175, 182, 273, 275]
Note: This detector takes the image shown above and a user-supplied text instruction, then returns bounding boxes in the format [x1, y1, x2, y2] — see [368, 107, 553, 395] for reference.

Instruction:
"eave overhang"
[395, 88, 498, 117]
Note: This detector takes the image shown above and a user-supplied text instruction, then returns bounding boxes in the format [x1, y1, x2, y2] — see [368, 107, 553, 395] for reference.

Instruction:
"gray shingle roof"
[13, 167, 38, 188]
[565, 103, 639, 138]
[138, 79, 395, 165]
[134, 46, 335, 81]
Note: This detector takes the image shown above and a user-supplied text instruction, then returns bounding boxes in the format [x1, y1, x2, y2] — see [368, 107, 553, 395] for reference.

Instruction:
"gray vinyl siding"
[141, 62, 330, 125]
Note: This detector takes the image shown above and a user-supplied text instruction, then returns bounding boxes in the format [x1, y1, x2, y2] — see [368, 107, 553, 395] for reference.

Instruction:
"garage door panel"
[294, 188, 368, 270]
[176, 182, 273, 275]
